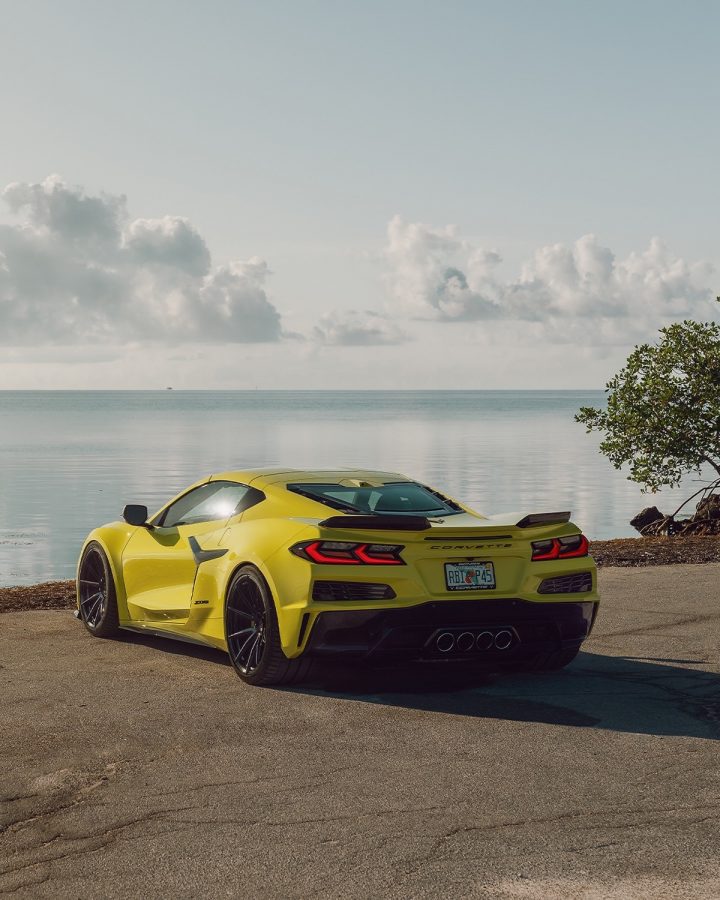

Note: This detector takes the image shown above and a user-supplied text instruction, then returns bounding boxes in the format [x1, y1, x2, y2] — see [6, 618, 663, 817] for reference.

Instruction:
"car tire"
[225, 565, 313, 687]
[77, 542, 120, 638]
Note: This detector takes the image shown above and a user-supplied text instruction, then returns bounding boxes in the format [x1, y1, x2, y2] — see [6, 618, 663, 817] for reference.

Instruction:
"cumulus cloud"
[124, 216, 211, 276]
[2, 179, 713, 355]
[0, 175, 281, 344]
[3, 174, 125, 245]
[385, 215, 715, 341]
[313, 309, 406, 346]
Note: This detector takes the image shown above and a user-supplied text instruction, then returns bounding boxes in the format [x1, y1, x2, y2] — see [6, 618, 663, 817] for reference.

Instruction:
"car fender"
[213, 519, 315, 654]
[78, 523, 135, 624]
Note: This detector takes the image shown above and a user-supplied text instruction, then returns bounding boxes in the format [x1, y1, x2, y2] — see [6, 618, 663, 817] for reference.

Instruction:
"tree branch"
[701, 455, 720, 477]
[671, 477, 720, 519]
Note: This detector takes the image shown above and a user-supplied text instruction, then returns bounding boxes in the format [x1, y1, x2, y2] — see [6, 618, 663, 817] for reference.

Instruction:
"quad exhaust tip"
[476, 630, 494, 651]
[494, 629, 513, 650]
[456, 631, 475, 653]
[435, 632, 455, 653]
[433, 628, 515, 654]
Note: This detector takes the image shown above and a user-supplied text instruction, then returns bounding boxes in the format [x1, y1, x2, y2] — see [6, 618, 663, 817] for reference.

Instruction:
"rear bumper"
[304, 598, 598, 665]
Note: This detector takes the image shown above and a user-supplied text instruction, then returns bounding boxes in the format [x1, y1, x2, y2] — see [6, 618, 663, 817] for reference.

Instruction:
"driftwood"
[631, 480, 720, 536]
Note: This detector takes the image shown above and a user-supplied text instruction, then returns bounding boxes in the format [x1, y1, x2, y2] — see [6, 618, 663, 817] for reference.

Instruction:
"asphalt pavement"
[1, 564, 720, 898]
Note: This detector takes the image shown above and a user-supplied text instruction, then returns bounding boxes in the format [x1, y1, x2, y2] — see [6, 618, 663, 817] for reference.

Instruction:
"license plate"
[444, 561, 496, 591]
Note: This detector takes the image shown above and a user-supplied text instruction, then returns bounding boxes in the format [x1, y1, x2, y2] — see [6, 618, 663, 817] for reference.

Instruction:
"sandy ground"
[1, 565, 720, 898]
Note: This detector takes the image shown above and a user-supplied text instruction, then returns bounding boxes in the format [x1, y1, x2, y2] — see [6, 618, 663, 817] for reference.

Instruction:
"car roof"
[209, 468, 412, 488]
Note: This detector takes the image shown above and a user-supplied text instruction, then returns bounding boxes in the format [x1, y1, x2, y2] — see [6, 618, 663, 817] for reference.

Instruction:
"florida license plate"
[444, 561, 496, 591]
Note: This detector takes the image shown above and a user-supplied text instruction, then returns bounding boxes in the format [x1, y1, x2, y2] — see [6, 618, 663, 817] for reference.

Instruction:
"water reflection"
[0, 391, 690, 585]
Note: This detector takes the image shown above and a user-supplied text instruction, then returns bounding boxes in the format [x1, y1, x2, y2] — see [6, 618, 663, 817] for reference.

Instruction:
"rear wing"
[317, 512, 571, 531]
[318, 514, 430, 531]
[515, 511, 571, 528]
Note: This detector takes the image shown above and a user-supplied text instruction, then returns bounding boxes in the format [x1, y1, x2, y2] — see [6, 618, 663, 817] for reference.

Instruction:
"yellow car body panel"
[77, 468, 599, 663]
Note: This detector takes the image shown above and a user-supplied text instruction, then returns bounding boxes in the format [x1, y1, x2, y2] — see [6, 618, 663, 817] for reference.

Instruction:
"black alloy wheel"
[225, 566, 313, 686]
[77, 542, 119, 637]
[226, 571, 267, 676]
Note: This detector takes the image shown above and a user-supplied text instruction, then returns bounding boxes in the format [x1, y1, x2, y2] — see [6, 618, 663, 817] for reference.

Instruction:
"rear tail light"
[290, 540, 405, 565]
[531, 534, 589, 561]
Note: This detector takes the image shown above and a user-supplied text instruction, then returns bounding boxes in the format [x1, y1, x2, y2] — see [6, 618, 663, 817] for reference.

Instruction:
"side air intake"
[538, 572, 593, 594]
[312, 581, 396, 601]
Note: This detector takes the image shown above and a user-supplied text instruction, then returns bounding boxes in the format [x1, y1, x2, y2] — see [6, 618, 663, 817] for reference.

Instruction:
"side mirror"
[123, 504, 149, 527]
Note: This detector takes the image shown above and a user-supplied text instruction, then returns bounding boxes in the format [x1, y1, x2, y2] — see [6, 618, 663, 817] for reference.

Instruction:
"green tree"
[575, 314, 720, 492]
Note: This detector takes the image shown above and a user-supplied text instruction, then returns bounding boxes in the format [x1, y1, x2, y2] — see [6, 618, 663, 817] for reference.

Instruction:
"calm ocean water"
[0, 390, 688, 586]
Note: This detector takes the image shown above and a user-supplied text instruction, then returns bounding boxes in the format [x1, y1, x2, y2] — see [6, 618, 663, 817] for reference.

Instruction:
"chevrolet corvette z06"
[76, 468, 598, 685]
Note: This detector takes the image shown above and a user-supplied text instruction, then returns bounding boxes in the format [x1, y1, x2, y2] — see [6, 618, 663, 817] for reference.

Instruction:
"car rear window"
[287, 482, 463, 516]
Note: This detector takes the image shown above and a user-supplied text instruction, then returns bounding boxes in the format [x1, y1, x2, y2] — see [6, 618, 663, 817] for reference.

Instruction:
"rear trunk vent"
[312, 581, 396, 602]
[538, 572, 592, 595]
[319, 515, 430, 531]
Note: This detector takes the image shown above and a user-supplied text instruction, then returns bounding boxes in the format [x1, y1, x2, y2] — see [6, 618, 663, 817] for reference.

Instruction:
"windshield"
[287, 482, 463, 517]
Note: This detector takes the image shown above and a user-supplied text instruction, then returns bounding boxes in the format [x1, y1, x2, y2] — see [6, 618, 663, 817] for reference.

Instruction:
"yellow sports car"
[76, 468, 599, 686]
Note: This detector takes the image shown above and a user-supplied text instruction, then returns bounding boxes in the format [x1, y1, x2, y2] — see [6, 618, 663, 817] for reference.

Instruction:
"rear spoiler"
[318, 514, 431, 531]
[515, 511, 571, 528]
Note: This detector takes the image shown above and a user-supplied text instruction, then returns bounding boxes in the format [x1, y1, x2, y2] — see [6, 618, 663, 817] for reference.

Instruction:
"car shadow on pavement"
[296, 652, 720, 740]
[116, 631, 719, 740]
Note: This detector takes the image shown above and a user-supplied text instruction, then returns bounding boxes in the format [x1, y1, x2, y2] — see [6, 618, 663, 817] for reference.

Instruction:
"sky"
[0, 0, 718, 389]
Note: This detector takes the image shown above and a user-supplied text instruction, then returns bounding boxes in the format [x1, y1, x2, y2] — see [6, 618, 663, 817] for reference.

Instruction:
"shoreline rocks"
[631, 492, 720, 537]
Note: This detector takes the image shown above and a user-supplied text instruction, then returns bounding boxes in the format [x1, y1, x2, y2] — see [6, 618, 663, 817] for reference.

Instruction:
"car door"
[122, 481, 252, 624]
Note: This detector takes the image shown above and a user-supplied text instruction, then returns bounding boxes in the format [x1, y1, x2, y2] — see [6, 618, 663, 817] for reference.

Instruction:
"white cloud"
[0, 175, 281, 344]
[384, 216, 715, 341]
[313, 309, 406, 346]
[1, 179, 714, 358]
[125, 216, 211, 276]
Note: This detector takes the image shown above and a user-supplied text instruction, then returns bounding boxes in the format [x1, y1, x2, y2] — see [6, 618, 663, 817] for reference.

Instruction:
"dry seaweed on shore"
[2, 538, 720, 614]
[0, 580, 76, 613]
[589, 536, 720, 567]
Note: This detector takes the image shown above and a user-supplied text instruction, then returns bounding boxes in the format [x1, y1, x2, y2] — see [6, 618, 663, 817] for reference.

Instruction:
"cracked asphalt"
[2, 564, 720, 899]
